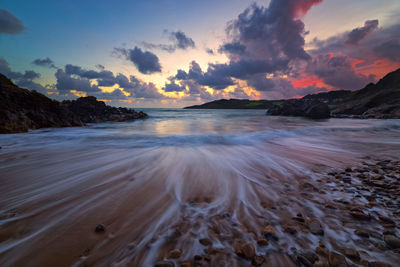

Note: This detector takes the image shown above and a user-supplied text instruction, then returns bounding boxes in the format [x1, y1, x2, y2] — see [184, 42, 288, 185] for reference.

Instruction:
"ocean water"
[0, 109, 399, 266]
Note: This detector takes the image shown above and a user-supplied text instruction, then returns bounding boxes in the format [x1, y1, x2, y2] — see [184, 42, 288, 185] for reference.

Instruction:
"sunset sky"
[1, 0, 400, 107]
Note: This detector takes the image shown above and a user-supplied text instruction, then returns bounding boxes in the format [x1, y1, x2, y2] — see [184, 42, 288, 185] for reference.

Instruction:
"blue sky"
[1, 0, 400, 107]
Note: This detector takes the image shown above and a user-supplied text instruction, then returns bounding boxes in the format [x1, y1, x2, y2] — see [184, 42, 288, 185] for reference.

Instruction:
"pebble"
[199, 238, 212, 246]
[328, 252, 348, 267]
[94, 224, 105, 233]
[155, 261, 175, 267]
[349, 211, 371, 220]
[257, 239, 269, 246]
[240, 243, 255, 260]
[368, 261, 393, 267]
[383, 235, 400, 249]
[344, 248, 360, 259]
[262, 225, 278, 240]
[309, 220, 324, 235]
[168, 249, 182, 259]
[179, 262, 192, 267]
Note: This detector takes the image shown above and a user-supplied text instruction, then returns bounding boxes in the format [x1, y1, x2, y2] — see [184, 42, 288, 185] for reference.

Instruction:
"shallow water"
[0, 109, 399, 266]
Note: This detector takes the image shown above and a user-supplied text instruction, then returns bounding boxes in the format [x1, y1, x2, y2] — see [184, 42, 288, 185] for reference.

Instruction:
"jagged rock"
[267, 99, 331, 119]
[0, 73, 147, 133]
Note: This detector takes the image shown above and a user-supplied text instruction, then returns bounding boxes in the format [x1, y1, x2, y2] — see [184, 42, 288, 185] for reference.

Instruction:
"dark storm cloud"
[309, 19, 400, 63]
[0, 58, 48, 94]
[346, 20, 379, 45]
[218, 42, 246, 55]
[173, 0, 322, 94]
[373, 39, 400, 62]
[55, 69, 101, 93]
[307, 54, 376, 90]
[115, 47, 162, 74]
[162, 81, 186, 92]
[32, 58, 57, 69]
[0, 9, 24, 34]
[55, 64, 165, 99]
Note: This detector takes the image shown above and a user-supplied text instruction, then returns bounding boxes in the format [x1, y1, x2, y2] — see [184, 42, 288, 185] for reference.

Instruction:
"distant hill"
[184, 68, 400, 119]
[184, 99, 284, 109]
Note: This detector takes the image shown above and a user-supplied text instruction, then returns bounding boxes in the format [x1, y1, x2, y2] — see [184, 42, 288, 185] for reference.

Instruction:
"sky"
[1, 0, 400, 108]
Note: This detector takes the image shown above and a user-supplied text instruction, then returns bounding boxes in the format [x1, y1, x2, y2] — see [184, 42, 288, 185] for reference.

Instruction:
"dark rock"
[240, 243, 255, 260]
[94, 224, 105, 233]
[0, 73, 147, 133]
[309, 220, 324, 235]
[368, 261, 393, 267]
[297, 254, 313, 267]
[155, 261, 175, 267]
[199, 238, 212, 246]
[328, 252, 348, 267]
[344, 248, 360, 259]
[383, 235, 400, 249]
[267, 99, 331, 119]
[349, 211, 371, 220]
[262, 225, 278, 241]
[257, 239, 269, 246]
[168, 249, 182, 259]
[179, 262, 192, 267]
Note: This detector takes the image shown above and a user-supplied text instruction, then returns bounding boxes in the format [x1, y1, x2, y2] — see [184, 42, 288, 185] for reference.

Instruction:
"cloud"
[373, 39, 400, 62]
[0, 58, 48, 93]
[115, 46, 162, 74]
[218, 42, 246, 55]
[0, 9, 24, 34]
[307, 53, 376, 90]
[162, 81, 186, 92]
[170, 30, 195, 49]
[54, 64, 165, 100]
[346, 20, 379, 45]
[32, 58, 57, 69]
[205, 48, 214, 55]
[142, 30, 195, 53]
[55, 69, 101, 93]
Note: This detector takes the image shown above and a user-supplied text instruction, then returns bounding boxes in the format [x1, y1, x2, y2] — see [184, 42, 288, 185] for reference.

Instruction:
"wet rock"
[284, 225, 298, 235]
[297, 255, 313, 267]
[301, 251, 319, 264]
[354, 229, 370, 238]
[328, 252, 348, 267]
[345, 168, 352, 172]
[316, 246, 328, 257]
[383, 235, 400, 249]
[368, 261, 393, 267]
[168, 249, 182, 259]
[194, 255, 202, 261]
[378, 216, 395, 225]
[257, 239, 269, 246]
[253, 255, 265, 265]
[344, 248, 360, 259]
[309, 220, 324, 235]
[262, 225, 278, 241]
[155, 261, 175, 267]
[95, 224, 105, 233]
[240, 243, 255, 260]
[349, 211, 371, 220]
[199, 238, 212, 246]
[179, 262, 192, 267]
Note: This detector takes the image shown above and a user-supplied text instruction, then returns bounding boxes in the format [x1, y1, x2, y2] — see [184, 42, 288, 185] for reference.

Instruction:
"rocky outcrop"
[0, 73, 147, 133]
[62, 96, 147, 123]
[331, 68, 400, 118]
[0, 74, 83, 133]
[266, 99, 331, 119]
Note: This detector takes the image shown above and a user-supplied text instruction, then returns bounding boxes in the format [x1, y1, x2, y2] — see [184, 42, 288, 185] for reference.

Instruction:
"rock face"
[0, 73, 148, 133]
[266, 99, 331, 119]
[62, 96, 147, 123]
[331, 68, 400, 118]
[0, 74, 83, 133]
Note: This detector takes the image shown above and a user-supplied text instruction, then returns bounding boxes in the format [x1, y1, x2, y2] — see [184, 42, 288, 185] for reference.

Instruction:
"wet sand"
[0, 113, 400, 266]
[0, 143, 399, 266]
